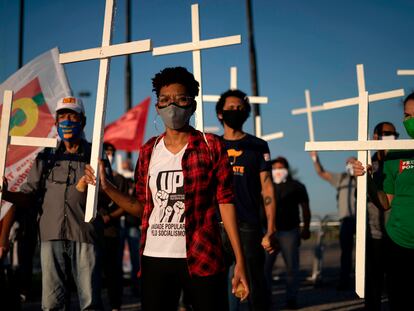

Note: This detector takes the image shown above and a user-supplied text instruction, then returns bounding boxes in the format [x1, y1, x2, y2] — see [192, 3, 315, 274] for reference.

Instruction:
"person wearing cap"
[0, 96, 108, 310]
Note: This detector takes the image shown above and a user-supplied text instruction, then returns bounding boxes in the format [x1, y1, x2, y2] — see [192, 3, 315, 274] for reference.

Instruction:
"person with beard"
[309, 151, 357, 290]
[0, 97, 108, 310]
[216, 89, 277, 311]
[264, 157, 311, 309]
[83, 67, 249, 311]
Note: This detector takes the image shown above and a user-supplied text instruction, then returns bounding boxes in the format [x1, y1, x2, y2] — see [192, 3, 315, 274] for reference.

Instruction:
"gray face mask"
[158, 104, 193, 130]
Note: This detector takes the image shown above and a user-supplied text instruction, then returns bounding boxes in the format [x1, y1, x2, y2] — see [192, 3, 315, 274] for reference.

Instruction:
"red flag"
[104, 97, 151, 152]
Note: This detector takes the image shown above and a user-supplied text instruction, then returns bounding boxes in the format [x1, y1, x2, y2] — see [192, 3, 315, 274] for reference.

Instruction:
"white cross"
[203, 66, 283, 141]
[59, 0, 151, 222]
[305, 64, 413, 298]
[291, 90, 322, 142]
[152, 3, 241, 132]
[397, 69, 414, 76]
[0, 90, 57, 204]
[290, 84, 403, 143]
[203, 67, 268, 104]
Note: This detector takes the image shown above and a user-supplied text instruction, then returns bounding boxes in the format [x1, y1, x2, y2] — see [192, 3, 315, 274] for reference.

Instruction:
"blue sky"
[1, 0, 414, 218]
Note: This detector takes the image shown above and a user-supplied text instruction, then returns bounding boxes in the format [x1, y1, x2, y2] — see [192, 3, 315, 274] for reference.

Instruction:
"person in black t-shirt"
[216, 89, 276, 311]
[264, 156, 311, 310]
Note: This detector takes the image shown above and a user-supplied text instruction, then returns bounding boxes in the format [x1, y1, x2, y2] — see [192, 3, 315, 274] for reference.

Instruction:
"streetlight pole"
[246, 0, 261, 135]
[18, 0, 25, 69]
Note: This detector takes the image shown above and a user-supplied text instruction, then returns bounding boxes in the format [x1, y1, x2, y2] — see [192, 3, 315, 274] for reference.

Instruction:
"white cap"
[56, 96, 85, 115]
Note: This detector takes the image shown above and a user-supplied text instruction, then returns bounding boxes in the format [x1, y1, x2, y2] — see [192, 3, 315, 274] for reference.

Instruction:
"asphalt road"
[19, 239, 389, 311]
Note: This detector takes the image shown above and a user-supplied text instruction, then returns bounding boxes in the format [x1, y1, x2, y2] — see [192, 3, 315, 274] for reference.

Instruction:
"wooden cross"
[291, 90, 322, 142]
[397, 69, 414, 76]
[152, 4, 241, 132]
[203, 66, 283, 141]
[0, 90, 57, 204]
[59, 0, 151, 222]
[203, 67, 268, 104]
[305, 64, 414, 298]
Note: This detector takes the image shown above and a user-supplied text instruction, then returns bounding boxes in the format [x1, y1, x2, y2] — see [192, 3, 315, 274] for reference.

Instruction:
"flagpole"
[125, 0, 132, 160]
[18, 0, 25, 68]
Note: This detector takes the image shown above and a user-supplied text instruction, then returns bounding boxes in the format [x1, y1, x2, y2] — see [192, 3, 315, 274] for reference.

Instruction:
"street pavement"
[20, 239, 389, 311]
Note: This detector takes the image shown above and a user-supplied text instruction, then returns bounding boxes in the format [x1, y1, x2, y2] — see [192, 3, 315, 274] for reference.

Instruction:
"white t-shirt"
[143, 138, 187, 258]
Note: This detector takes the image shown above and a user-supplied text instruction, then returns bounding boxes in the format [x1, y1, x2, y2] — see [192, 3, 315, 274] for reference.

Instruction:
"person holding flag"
[1, 97, 110, 310]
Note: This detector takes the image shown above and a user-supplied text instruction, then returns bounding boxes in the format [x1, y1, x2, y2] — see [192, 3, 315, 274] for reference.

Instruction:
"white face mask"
[345, 163, 354, 176]
[381, 134, 396, 140]
[272, 168, 288, 184]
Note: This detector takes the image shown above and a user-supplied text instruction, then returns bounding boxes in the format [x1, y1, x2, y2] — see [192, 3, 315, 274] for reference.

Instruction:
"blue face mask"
[57, 120, 82, 142]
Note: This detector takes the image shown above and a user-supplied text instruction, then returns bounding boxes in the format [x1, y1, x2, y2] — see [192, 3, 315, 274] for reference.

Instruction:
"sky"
[1, 0, 414, 219]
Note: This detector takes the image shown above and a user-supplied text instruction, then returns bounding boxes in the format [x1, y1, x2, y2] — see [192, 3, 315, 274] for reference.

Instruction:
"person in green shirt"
[353, 92, 414, 310]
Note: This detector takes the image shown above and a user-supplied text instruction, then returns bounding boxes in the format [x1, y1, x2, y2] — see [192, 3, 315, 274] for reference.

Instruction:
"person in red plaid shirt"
[83, 67, 249, 311]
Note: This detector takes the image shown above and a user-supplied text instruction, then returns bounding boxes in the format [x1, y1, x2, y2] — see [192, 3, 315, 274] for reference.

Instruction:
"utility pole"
[246, 0, 261, 136]
[125, 0, 132, 159]
[18, 0, 24, 68]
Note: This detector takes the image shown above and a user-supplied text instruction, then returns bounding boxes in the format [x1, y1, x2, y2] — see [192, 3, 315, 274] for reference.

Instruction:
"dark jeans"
[141, 256, 228, 311]
[264, 228, 300, 302]
[385, 233, 414, 310]
[221, 222, 269, 311]
[0, 261, 21, 311]
[10, 219, 38, 298]
[120, 224, 141, 294]
[365, 236, 385, 310]
[102, 236, 123, 309]
[339, 217, 356, 286]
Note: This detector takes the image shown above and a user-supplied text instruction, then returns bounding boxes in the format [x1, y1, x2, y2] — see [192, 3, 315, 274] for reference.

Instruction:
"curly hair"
[215, 89, 251, 116]
[152, 67, 199, 98]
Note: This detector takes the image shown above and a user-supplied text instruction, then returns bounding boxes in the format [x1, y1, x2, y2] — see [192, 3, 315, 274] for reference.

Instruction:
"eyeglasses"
[157, 95, 194, 108]
[380, 131, 399, 138]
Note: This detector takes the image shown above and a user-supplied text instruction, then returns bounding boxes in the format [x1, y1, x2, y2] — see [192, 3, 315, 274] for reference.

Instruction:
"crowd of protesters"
[1, 66, 412, 311]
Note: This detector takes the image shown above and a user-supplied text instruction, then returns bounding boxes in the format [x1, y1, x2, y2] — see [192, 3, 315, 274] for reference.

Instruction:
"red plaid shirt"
[135, 127, 234, 276]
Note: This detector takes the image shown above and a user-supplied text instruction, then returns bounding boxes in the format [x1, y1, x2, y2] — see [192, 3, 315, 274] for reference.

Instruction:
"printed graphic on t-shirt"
[227, 149, 244, 175]
[399, 160, 414, 173]
[150, 170, 186, 237]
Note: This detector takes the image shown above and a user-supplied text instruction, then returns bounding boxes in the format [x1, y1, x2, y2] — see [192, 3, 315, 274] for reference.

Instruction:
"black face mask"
[222, 110, 248, 130]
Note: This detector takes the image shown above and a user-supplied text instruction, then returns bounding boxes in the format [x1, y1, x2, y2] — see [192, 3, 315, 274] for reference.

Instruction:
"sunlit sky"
[1, 0, 414, 218]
